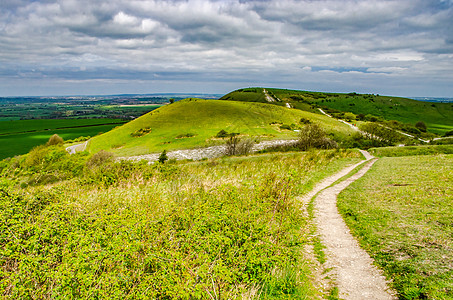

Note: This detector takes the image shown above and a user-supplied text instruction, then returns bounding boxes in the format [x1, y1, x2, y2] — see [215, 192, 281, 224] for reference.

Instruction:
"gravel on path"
[312, 151, 396, 299]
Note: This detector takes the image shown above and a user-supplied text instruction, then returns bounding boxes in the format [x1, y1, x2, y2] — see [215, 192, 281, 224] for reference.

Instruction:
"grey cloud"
[0, 0, 452, 96]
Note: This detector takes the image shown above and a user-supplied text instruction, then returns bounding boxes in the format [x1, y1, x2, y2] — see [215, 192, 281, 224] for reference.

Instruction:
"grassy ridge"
[221, 88, 453, 135]
[88, 98, 355, 156]
[337, 154, 453, 299]
[0, 119, 126, 159]
[0, 145, 362, 298]
[220, 87, 267, 103]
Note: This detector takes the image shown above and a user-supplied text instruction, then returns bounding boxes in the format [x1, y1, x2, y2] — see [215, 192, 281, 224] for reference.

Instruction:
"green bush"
[46, 134, 64, 146]
[415, 121, 427, 132]
[175, 133, 196, 139]
[86, 150, 115, 168]
[130, 127, 152, 137]
[444, 130, 453, 137]
[158, 150, 168, 163]
[279, 124, 291, 130]
[297, 124, 337, 151]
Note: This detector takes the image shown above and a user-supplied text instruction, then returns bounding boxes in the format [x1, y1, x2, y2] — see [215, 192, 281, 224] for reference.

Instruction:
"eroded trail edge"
[312, 151, 396, 299]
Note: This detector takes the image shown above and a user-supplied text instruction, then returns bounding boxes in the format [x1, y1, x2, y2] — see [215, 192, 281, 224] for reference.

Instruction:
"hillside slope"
[221, 88, 453, 135]
[88, 98, 354, 156]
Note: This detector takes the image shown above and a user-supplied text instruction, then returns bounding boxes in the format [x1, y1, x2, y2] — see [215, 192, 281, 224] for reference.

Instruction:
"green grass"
[0, 119, 126, 159]
[337, 155, 453, 299]
[220, 87, 267, 103]
[88, 98, 355, 156]
[369, 145, 453, 157]
[0, 146, 361, 299]
[220, 88, 453, 135]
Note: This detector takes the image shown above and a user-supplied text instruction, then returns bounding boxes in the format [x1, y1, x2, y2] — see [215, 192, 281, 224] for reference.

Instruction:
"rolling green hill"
[88, 98, 355, 156]
[221, 88, 453, 135]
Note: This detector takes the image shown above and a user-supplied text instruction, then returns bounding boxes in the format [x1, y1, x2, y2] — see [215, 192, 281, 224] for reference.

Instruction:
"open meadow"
[337, 148, 453, 299]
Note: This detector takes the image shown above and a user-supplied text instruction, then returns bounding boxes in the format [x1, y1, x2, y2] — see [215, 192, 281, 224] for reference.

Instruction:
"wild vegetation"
[337, 148, 453, 299]
[1, 88, 452, 299]
[0, 136, 362, 298]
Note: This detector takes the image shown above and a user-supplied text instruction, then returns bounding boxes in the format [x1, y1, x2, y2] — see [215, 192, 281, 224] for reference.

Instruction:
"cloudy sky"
[1, 0, 452, 97]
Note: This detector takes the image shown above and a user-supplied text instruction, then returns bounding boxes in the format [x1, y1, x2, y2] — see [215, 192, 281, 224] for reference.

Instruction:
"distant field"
[337, 154, 453, 299]
[0, 119, 126, 159]
[88, 98, 355, 156]
[0, 102, 162, 121]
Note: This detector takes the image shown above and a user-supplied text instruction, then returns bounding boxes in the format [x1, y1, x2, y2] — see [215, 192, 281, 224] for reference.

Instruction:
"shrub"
[130, 127, 152, 137]
[444, 130, 453, 137]
[175, 133, 195, 139]
[46, 134, 64, 146]
[158, 150, 168, 164]
[279, 124, 292, 130]
[344, 112, 356, 121]
[299, 118, 311, 124]
[356, 113, 366, 121]
[216, 130, 239, 138]
[415, 121, 427, 132]
[223, 136, 254, 156]
[86, 150, 115, 168]
[297, 124, 337, 151]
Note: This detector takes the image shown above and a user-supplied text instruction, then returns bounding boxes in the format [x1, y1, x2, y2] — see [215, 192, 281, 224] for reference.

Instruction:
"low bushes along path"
[307, 150, 396, 299]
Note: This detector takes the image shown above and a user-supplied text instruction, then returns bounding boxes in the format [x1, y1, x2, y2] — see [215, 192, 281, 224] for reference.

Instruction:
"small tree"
[356, 113, 366, 121]
[169, 98, 175, 104]
[46, 134, 64, 146]
[415, 121, 427, 132]
[297, 123, 337, 151]
[158, 150, 168, 163]
[223, 136, 254, 156]
[344, 112, 356, 122]
[216, 130, 229, 138]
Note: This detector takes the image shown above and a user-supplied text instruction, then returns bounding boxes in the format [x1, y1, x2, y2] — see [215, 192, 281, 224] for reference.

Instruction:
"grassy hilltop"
[88, 98, 354, 156]
[221, 88, 453, 135]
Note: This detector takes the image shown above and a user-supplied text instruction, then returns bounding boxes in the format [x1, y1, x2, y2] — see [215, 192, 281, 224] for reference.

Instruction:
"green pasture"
[270, 88, 453, 135]
[0, 119, 126, 159]
[220, 88, 453, 135]
[337, 154, 453, 299]
[220, 87, 267, 102]
[0, 118, 125, 135]
[88, 98, 355, 156]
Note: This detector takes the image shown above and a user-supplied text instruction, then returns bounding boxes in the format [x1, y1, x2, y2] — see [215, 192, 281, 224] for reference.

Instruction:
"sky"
[0, 0, 452, 97]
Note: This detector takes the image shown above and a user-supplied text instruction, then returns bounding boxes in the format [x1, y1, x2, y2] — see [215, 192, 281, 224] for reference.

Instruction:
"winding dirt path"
[311, 150, 396, 299]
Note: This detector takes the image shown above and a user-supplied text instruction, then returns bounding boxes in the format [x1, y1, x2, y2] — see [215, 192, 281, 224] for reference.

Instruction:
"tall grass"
[0, 148, 361, 298]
